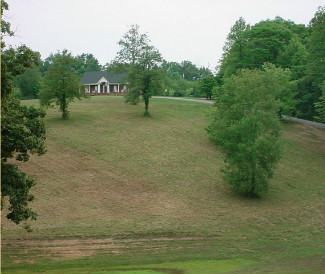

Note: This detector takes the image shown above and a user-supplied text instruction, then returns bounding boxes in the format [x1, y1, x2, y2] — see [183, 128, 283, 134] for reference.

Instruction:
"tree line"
[217, 9, 325, 122]
[14, 7, 325, 122]
[14, 44, 213, 101]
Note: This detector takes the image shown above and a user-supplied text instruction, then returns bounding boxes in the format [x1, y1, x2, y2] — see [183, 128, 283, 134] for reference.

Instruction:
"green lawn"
[2, 96, 324, 273]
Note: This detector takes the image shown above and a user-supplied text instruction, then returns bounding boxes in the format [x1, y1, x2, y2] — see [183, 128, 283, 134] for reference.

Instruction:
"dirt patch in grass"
[3, 238, 122, 260]
[2, 237, 215, 261]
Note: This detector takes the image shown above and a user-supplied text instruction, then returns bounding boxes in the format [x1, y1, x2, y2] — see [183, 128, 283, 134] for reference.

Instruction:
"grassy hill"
[2, 96, 324, 273]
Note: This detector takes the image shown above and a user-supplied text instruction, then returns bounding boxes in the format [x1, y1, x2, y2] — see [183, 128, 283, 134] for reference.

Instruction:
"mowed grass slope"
[2, 96, 325, 273]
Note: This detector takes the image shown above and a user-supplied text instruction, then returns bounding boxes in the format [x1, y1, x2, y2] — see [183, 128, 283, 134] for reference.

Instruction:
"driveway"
[153, 96, 325, 129]
[153, 96, 214, 104]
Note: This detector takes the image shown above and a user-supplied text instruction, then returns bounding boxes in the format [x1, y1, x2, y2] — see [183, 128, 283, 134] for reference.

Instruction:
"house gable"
[97, 77, 108, 84]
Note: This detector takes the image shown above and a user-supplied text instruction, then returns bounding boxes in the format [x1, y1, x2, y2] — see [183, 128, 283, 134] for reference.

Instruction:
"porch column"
[98, 83, 101, 93]
[117, 84, 120, 93]
[88, 85, 90, 93]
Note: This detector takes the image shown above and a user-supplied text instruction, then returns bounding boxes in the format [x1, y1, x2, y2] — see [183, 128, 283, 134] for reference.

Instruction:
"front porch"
[85, 83, 128, 95]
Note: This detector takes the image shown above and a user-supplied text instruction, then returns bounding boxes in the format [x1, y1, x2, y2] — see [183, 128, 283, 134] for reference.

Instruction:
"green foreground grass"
[2, 96, 325, 273]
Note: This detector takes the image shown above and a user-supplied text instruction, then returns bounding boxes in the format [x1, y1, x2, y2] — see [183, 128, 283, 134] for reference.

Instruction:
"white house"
[80, 71, 128, 95]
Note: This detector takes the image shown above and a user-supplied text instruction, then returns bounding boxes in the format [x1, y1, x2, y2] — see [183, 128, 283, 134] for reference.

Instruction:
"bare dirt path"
[2, 236, 215, 261]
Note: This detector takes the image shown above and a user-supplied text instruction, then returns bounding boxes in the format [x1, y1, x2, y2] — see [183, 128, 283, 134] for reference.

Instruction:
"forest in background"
[12, 6, 325, 122]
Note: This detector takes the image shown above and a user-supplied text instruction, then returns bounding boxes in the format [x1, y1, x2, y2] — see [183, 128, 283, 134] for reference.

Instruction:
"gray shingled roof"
[80, 71, 127, 84]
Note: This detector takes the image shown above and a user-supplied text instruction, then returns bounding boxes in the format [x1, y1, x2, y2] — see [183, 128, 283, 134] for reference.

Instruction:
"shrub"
[173, 91, 185, 97]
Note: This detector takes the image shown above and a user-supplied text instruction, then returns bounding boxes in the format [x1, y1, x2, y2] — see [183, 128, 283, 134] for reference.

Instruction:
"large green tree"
[116, 24, 150, 65]
[74, 53, 102, 76]
[217, 15, 324, 121]
[105, 60, 129, 74]
[262, 64, 297, 117]
[1, 99, 46, 226]
[1, 1, 47, 227]
[277, 36, 308, 80]
[116, 25, 164, 115]
[41, 52, 102, 77]
[163, 68, 196, 97]
[307, 6, 325, 121]
[161, 60, 211, 97]
[290, 6, 325, 120]
[39, 53, 55, 76]
[199, 76, 217, 100]
[218, 17, 250, 77]
[306, 6, 325, 90]
[1, 45, 41, 99]
[127, 45, 164, 115]
[39, 50, 87, 120]
[314, 84, 325, 123]
[206, 66, 291, 197]
[219, 17, 308, 78]
[15, 67, 42, 99]
[163, 60, 212, 81]
[222, 17, 249, 57]
[179, 60, 208, 81]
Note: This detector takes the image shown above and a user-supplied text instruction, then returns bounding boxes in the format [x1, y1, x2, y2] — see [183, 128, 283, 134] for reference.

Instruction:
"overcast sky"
[3, 0, 323, 71]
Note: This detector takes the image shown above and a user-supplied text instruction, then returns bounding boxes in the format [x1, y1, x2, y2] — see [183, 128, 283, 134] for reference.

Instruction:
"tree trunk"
[143, 80, 150, 115]
[61, 93, 69, 120]
[144, 97, 149, 115]
[61, 78, 69, 120]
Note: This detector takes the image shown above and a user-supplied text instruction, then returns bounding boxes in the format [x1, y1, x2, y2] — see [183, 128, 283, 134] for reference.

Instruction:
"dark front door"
[101, 83, 106, 93]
